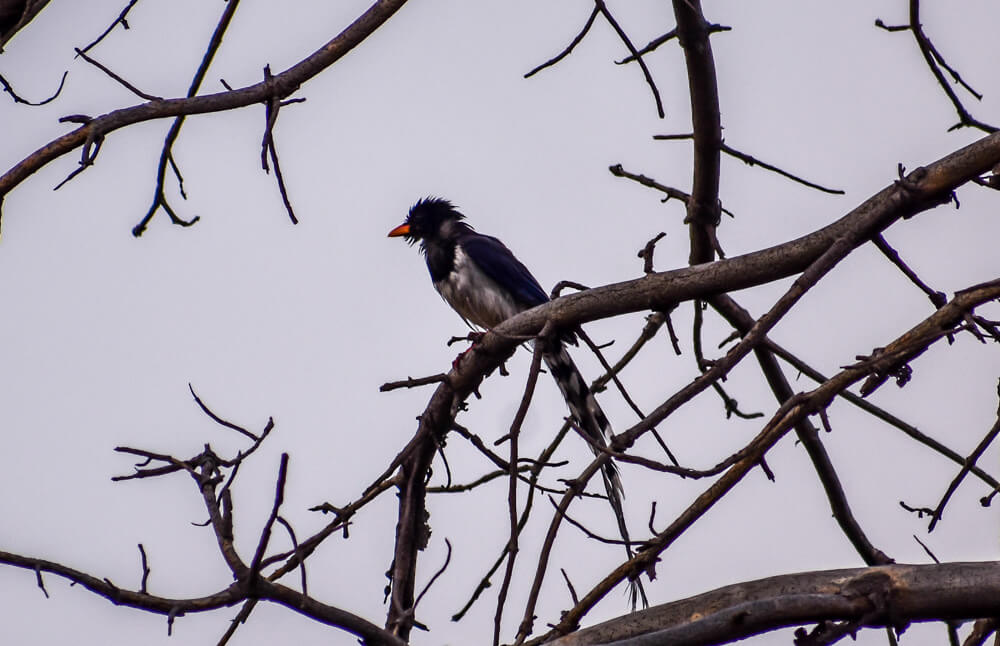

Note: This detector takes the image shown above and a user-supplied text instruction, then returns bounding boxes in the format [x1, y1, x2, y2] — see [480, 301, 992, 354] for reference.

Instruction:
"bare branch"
[189, 383, 260, 441]
[718, 141, 845, 195]
[608, 163, 689, 204]
[872, 233, 947, 308]
[395, 132, 1000, 642]
[594, 0, 664, 118]
[133, 0, 241, 235]
[453, 421, 575, 622]
[249, 454, 290, 580]
[380, 373, 449, 392]
[591, 312, 668, 396]
[760, 336, 1000, 494]
[608, 163, 735, 217]
[615, 23, 731, 64]
[710, 294, 892, 566]
[259, 65, 299, 225]
[0, 0, 411, 219]
[928, 379, 1000, 531]
[34, 564, 48, 598]
[876, 2, 997, 133]
[0, 69, 66, 105]
[494, 322, 549, 646]
[637, 232, 666, 274]
[963, 618, 1000, 646]
[73, 47, 163, 101]
[524, 6, 599, 78]
[672, 0, 723, 264]
[549, 562, 1000, 646]
[0, 549, 243, 619]
[137, 543, 151, 594]
[533, 279, 1000, 642]
[216, 600, 257, 646]
[414, 539, 452, 613]
[77, 0, 141, 56]
[0, 547, 407, 645]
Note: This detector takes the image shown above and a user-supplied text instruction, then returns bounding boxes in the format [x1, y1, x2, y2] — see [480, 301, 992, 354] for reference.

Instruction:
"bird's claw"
[450, 331, 487, 369]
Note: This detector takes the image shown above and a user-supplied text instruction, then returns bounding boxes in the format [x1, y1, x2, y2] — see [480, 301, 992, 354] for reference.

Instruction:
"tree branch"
[531, 279, 1000, 643]
[672, 0, 723, 263]
[0, 0, 410, 225]
[547, 562, 1000, 645]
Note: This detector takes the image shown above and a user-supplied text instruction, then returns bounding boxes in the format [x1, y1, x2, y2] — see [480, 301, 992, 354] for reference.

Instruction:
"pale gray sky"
[1, 2, 998, 644]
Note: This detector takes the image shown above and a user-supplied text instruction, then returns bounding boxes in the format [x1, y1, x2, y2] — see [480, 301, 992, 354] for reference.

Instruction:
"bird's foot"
[448, 331, 487, 369]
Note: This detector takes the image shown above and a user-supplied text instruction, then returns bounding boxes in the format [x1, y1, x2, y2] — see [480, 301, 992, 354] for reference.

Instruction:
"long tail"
[542, 342, 648, 610]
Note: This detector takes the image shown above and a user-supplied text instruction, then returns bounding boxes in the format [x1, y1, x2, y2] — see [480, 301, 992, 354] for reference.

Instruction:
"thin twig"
[638, 232, 666, 274]
[524, 6, 599, 78]
[595, 0, 664, 117]
[876, 2, 997, 133]
[380, 374, 449, 392]
[615, 24, 730, 64]
[0, 70, 67, 106]
[137, 544, 151, 594]
[34, 565, 49, 598]
[762, 337, 1000, 494]
[872, 233, 947, 308]
[74, 48, 163, 101]
[77, 0, 142, 56]
[653, 135, 845, 194]
[928, 380, 1000, 531]
[274, 517, 306, 597]
[719, 141, 844, 194]
[414, 539, 452, 610]
[615, 29, 678, 64]
[259, 65, 299, 224]
[547, 495, 634, 546]
[132, 0, 242, 236]
[577, 326, 679, 465]
[494, 323, 548, 646]
[216, 600, 257, 646]
[452, 420, 574, 622]
[189, 383, 259, 441]
[693, 300, 765, 420]
[609, 163, 734, 216]
[249, 454, 290, 579]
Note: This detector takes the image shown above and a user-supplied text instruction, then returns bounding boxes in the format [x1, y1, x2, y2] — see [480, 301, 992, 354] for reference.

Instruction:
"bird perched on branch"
[388, 197, 645, 608]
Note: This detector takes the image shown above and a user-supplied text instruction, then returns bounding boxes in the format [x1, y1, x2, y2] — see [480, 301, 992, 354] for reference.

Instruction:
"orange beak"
[387, 223, 410, 238]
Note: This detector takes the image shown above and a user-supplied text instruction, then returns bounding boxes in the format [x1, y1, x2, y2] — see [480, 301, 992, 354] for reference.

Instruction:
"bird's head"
[387, 197, 468, 247]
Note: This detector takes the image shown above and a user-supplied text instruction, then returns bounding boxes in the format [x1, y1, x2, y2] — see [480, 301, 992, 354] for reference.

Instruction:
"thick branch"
[672, 0, 723, 263]
[385, 395, 459, 639]
[548, 561, 1000, 645]
[498, 134, 1000, 338]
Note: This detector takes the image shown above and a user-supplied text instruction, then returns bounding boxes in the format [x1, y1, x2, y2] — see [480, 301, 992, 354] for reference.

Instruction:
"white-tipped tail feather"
[541, 342, 647, 609]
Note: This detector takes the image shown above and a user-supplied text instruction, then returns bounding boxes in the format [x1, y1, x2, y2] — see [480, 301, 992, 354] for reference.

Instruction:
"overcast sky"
[1, 2, 998, 645]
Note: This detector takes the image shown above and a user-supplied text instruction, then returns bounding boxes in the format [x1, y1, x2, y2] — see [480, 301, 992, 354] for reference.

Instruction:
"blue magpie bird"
[389, 197, 645, 607]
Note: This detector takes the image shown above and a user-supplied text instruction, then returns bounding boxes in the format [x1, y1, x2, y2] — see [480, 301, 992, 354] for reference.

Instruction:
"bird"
[388, 197, 646, 608]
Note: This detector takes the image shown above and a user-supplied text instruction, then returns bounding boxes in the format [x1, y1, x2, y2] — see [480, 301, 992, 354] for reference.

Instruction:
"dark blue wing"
[459, 233, 549, 307]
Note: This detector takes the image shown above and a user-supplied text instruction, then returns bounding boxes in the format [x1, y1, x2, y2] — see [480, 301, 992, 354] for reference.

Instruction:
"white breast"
[433, 246, 523, 329]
